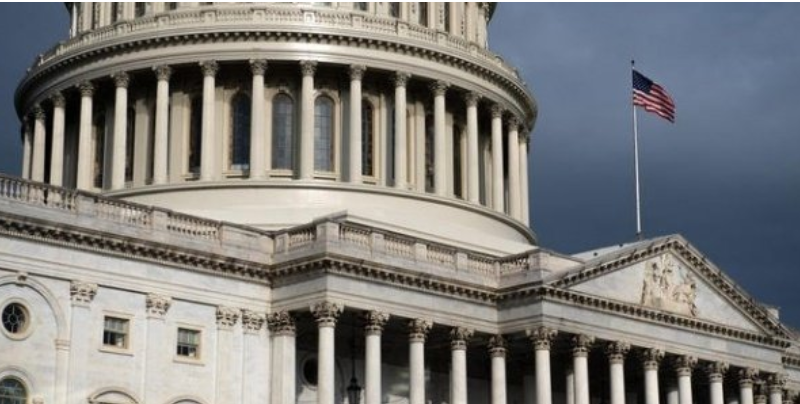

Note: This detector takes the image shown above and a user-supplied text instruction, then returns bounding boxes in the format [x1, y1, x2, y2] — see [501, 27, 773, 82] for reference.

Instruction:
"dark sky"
[0, 4, 798, 328]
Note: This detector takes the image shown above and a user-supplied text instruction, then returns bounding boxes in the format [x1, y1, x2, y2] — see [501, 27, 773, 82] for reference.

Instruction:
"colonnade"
[19, 59, 531, 224]
[266, 306, 793, 404]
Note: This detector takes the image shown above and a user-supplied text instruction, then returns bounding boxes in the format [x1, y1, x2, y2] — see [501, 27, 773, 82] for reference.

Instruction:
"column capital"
[199, 60, 219, 77]
[300, 60, 318, 77]
[70, 281, 97, 305]
[605, 341, 630, 364]
[508, 116, 520, 132]
[349, 64, 367, 81]
[488, 334, 507, 358]
[464, 91, 482, 107]
[216, 306, 240, 330]
[408, 318, 432, 342]
[768, 374, 787, 393]
[267, 310, 296, 336]
[782, 391, 796, 404]
[572, 334, 595, 357]
[249, 59, 268, 76]
[31, 105, 45, 121]
[50, 91, 66, 108]
[145, 293, 172, 318]
[706, 362, 729, 383]
[450, 326, 473, 350]
[430, 80, 450, 96]
[674, 355, 697, 377]
[112, 71, 130, 88]
[490, 103, 504, 119]
[311, 301, 343, 327]
[363, 310, 390, 335]
[739, 368, 759, 388]
[153, 65, 173, 81]
[77, 81, 95, 97]
[757, 396, 768, 404]
[641, 348, 664, 370]
[394, 71, 411, 87]
[242, 310, 266, 334]
[526, 326, 557, 351]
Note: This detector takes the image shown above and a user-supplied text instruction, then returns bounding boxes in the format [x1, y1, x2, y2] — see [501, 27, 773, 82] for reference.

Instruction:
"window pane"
[230, 93, 251, 170]
[272, 94, 295, 170]
[0, 378, 27, 404]
[177, 328, 200, 358]
[314, 97, 334, 172]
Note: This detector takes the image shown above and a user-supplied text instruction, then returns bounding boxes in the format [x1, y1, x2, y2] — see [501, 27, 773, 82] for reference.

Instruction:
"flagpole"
[631, 60, 643, 241]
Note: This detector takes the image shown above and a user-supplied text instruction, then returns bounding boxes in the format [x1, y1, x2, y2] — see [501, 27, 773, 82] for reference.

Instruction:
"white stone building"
[1, 3, 798, 404]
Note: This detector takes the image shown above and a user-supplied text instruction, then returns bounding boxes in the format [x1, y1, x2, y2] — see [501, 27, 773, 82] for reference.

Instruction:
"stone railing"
[32, 4, 519, 80]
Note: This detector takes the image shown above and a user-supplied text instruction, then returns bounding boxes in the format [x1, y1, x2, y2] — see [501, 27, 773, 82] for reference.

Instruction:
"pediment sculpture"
[640, 254, 698, 317]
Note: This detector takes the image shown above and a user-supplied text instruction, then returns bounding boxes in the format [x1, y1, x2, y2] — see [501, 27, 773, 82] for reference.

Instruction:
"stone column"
[667, 382, 680, 404]
[527, 326, 557, 404]
[364, 311, 389, 404]
[431, 80, 449, 196]
[490, 104, 504, 212]
[450, 327, 473, 404]
[312, 302, 343, 404]
[519, 132, 530, 225]
[49, 92, 66, 186]
[67, 282, 98, 403]
[21, 118, 32, 180]
[768, 375, 787, 404]
[394, 72, 411, 189]
[299, 60, 317, 179]
[708, 363, 729, 404]
[215, 306, 241, 404]
[642, 348, 664, 404]
[607, 342, 630, 404]
[248, 60, 268, 180]
[268, 311, 296, 404]
[676, 356, 697, 404]
[489, 335, 508, 404]
[566, 366, 575, 404]
[349, 64, 366, 183]
[409, 319, 432, 404]
[152, 65, 172, 185]
[573, 335, 594, 404]
[739, 369, 757, 404]
[111, 72, 130, 190]
[144, 294, 172, 404]
[199, 61, 218, 181]
[76, 81, 95, 190]
[31, 105, 47, 183]
[242, 310, 269, 404]
[507, 117, 521, 220]
[465, 91, 481, 203]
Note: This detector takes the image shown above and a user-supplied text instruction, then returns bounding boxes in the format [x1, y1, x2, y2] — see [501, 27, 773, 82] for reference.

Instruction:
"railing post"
[275, 234, 289, 254]
[414, 242, 427, 263]
[74, 194, 96, 217]
[316, 222, 340, 247]
[456, 252, 468, 272]
[151, 210, 169, 233]
[370, 232, 385, 257]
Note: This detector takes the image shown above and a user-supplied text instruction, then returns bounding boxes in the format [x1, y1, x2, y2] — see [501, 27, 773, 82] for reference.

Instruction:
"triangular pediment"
[553, 236, 789, 339]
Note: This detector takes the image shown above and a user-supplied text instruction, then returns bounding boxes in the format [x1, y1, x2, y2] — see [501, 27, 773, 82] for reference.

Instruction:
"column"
[144, 294, 172, 404]
[527, 326, 557, 404]
[76, 81, 95, 190]
[676, 356, 697, 404]
[566, 366, 575, 404]
[49, 92, 66, 186]
[643, 348, 664, 404]
[768, 375, 786, 404]
[110, 72, 130, 190]
[21, 118, 32, 179]
[199, 61, 218, 181]
[607, 342, 630, 404]
[508, 117, 521, 219]
[572, 335, 594, 404]
[242, 310, 269, 404]
[311, 302, 343, 404]
[299, 60, 317, 179]
[667, 382, 680, 404]
[490, 104, 504, 212]
[67, 282, 98, 403]
[249, 60, 268, 180]
[215, 306, 241, 404]
[431, 80, 449, 196]
[152, 65, 172, 185]
[739, 368, 757, 404]
[519, 132, 530, 225]
[349, 64, 366, 183]
[268, 311, 296, 404]
[450, 327, 473, 404]
[394, 72, 411, 189]
[409, 319, 433, 404]
[364, 311, 389, 404]
[708, 363, 729, 404]
[31, 105, 46, 182]
[488, 335, 508, 404]
[465, 91, 481, 203]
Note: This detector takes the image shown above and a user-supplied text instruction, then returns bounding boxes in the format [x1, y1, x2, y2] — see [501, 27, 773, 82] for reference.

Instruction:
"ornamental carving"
[605, 341, 630, 364]
[488, 335, 507, 358]
[767, 374, 786, 393]
[50, 92, 65, 108]
[363, 310, 389, 335]
[249, 59, 268, 76]
[464, 91, 482, 107]
[571, 334, 595, 357]
[408, 318, 432, 342]
[31, 105, 45, 121]
[216, 306, 240, 329]
[299, 60, 318, 77]
[706, 362, 729, 383]
[393, 72, 411, 88]
[70, 281, 98, 305]
[508, 116, 520, 132]
[641, 254, 698, 317]
[739, 368, 759, 388]
[145, 293, 172, 318]
[78, 81, 95, 97]
[153, 65, 172, 81]
[311, 301, 343, 327]
[199, 60, 219, 77]
[112, 72, 130, 88]
[242, 310, 266, 333]
[526, 326, 557, 351]
[450, 326, 473, 350]
[674, 355, 698, 377]
[429, 80, 449, 96]
[490, 104, 504, 119]
[349, 64, 366, 81]
[267, 311, 296, 336]
[641, 348, 664, 370]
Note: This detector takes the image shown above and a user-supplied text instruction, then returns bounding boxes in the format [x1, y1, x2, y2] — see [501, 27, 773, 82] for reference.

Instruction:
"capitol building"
[1, 3, 798, 404]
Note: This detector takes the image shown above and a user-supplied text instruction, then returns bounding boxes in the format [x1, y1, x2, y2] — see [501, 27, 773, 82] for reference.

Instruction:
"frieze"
[450, 326, 474, 350]
[641, 254, 698, 317]
[145, 293, 172, 318]
[70, 281, 98, 305]
[242, 310, 266, 334]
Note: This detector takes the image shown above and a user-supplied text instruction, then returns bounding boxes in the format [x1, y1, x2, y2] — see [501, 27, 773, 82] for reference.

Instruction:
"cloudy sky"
[0, 3, 798, 327]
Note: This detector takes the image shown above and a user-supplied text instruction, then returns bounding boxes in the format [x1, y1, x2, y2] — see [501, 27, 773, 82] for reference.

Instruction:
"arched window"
[362, 101, 375, 177]
[272, 94, 295, 170]
[314, 96, 335, 172]
[389, 3, 400, 18]
[443, 3, 451, 33]
[418, 3, 428, 27]
[230, 93, 251, 171]
[0, 378, 27, 404]
[125, 106, 136, 183]
[189, 96, 202, 174]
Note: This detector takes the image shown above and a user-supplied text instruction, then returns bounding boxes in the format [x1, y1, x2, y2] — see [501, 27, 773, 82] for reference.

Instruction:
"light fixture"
[347, 320, 362, 404]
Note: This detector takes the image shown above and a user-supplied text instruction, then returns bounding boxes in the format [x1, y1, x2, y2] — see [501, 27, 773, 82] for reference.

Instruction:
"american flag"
[632, 70, 675, 123]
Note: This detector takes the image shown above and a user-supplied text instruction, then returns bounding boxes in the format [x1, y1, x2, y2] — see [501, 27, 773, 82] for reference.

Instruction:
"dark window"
[230, 93, 251, 170]
[102, 317, 129, 349]
[389, 3, 400, 18]
[1, 303, 28, 334]
[303, 358, 318, 386]
[0, 378, 27, 404]
[134, 3, 146, 17]
[419, 3, 428, 27]
[444, 3, 451, 32]
[425, 113, 434, 192]
[166, 3, 178, 11]
[314, 96, 335, 172]
[454, 127, 463, 198]
[110, 3, 120, 23]
[354, 2, 368, 11]
[272, 94, 295, 170]
[189, 97, 202, 174]
[93, 111, 106, 188]
[176, 328, 200, 358]
[362, 102, 375, 177]
[125, 106, 135, 183]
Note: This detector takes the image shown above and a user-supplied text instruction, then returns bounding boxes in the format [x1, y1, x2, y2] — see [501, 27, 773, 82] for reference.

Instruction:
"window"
[425, 113, 434, 192]
[166, 3, 178, 11]
[92, 3, 101, 29]
[354, 2, 368, 12]
[389, 3, 400, 18]
[229, 93, 251, 171]
[1, 303, 28, 335]
[0, 378, 27, 404]
[443, 3, 451, 33]
[418, 3, 428, 27]
[110, 3, 120, 23]
[314, 96, 335, 172]
[362, 102, 375, 177]
[176, 328, 201, 358]
[103, 316, 129, 349]
[272, 94, 295, 170]
[125, 106, 136, 183]
[135, 3, 146, 18]
[93, 111, 106, 189]
[189, 96, 202, 174]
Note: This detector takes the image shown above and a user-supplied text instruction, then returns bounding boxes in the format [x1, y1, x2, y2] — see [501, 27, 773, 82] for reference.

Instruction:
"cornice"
[782, 354, 800, 369]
